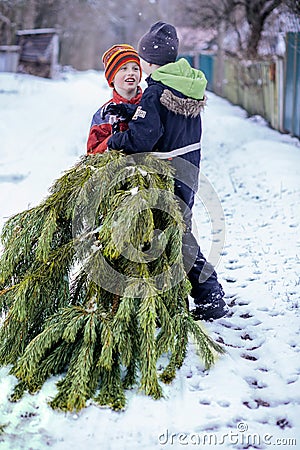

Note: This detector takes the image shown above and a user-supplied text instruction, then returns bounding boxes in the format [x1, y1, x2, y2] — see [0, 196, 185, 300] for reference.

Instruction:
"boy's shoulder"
[145, 76, 185, 101]
[91, 98, 113, 126]
[147, 76, 164, 86]
[144, 77, 165, 96]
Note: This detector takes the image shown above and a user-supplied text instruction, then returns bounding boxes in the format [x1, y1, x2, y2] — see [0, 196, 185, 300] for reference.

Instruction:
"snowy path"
[0, 72, 299, 450]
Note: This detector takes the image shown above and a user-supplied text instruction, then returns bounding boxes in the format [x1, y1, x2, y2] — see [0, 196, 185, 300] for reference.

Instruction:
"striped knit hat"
[102, 44, 142, 87]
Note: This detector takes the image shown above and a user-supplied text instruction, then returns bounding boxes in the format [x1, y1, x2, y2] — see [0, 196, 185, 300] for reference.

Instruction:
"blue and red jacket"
[87, 87, 142, 155]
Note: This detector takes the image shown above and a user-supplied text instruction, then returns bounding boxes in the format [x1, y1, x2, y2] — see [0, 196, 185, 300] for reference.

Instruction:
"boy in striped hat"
[87, 44, 142, 155]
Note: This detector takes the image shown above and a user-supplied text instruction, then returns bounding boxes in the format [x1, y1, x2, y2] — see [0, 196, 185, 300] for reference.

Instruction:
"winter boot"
[191, 285, 229, 321]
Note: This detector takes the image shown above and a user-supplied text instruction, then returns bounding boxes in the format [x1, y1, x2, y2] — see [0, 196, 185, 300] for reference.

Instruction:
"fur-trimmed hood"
[160, 89, 206, 118]
[151, 58, 207, 100]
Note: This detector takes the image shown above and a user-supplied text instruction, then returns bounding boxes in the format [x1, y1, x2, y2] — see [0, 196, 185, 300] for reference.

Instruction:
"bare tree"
[245, 0, 282, 58]
[22, 0, 37, 29]
[0, 0, 25, 45]
[173, 0, 293, 59]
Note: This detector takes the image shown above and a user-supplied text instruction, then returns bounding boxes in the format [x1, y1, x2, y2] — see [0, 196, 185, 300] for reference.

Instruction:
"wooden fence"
[181, 32, 300, 138]
[219, 57, 284, 133]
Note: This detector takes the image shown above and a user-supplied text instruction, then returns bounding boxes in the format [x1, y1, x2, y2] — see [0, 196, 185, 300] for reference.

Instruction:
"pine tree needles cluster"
[0, 151, 224, 412]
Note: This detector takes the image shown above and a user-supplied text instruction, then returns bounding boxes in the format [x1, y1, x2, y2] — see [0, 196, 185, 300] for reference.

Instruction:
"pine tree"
[0, 151, 224, 411]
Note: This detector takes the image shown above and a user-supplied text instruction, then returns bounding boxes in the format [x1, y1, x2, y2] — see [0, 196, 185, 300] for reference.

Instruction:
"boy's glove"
[101, 103, 136, 121]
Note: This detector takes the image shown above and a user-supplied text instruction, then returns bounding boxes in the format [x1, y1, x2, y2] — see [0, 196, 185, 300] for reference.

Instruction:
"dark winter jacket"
[107, 58, 207, 167]
[87, 87, 142, 155]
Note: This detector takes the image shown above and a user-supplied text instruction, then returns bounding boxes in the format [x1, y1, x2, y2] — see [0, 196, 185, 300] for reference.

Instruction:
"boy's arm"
[87, 124, 111, 155]
[107, 88, 164, 154]
[87, 108, 112, 155]
[87, 102, 139, 155]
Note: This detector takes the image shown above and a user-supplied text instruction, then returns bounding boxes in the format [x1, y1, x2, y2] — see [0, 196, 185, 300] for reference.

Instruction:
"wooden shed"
[16, 28, 59, 78]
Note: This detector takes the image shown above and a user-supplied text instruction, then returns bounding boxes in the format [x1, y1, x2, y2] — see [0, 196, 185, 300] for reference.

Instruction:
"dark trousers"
[171, 153, 220, 303]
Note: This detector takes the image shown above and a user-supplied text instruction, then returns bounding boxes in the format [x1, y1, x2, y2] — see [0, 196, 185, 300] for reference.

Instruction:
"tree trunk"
[247, 19, 264, 59]
[22, 0, 36, 29]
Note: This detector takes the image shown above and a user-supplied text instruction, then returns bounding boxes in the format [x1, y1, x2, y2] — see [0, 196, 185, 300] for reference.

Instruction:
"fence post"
[284, 32, 300, 138]
[215, 20, 225, 96]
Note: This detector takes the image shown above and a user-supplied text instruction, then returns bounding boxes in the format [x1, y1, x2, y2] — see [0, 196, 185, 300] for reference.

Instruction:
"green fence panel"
[295, 38, 300, 137]
[284, 32, 300, 137]
[198, 54, 214, 90]
[284, 33, 295, 133]
[221, 58, 238, 103]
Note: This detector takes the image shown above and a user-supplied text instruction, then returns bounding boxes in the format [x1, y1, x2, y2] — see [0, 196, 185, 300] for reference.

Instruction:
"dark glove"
[101, 102, 136, 121]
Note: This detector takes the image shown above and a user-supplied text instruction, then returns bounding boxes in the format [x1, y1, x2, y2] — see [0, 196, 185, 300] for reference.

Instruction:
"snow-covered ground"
[0, 71, 299, 450]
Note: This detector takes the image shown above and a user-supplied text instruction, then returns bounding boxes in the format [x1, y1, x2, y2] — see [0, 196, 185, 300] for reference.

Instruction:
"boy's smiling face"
[113, 62, 141, 99]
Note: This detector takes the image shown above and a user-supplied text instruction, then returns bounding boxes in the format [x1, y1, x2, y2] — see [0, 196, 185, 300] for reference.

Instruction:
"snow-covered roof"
[16, 28, 57, 36]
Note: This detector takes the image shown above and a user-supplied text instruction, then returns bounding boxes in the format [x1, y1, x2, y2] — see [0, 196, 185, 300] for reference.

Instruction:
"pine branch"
[138, 284, 163, 399]
[0, 151, 225, 412]
[94, 354, 126, 411]
[187, 317, 226, 369]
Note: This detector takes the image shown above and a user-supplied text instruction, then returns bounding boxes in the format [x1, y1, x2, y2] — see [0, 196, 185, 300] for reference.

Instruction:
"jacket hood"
[151, 58, 207, 99]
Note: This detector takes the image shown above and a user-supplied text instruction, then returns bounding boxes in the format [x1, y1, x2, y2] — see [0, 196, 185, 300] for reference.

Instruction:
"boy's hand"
[101, 102, 116, 119]
[101, 103, 136, 121]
